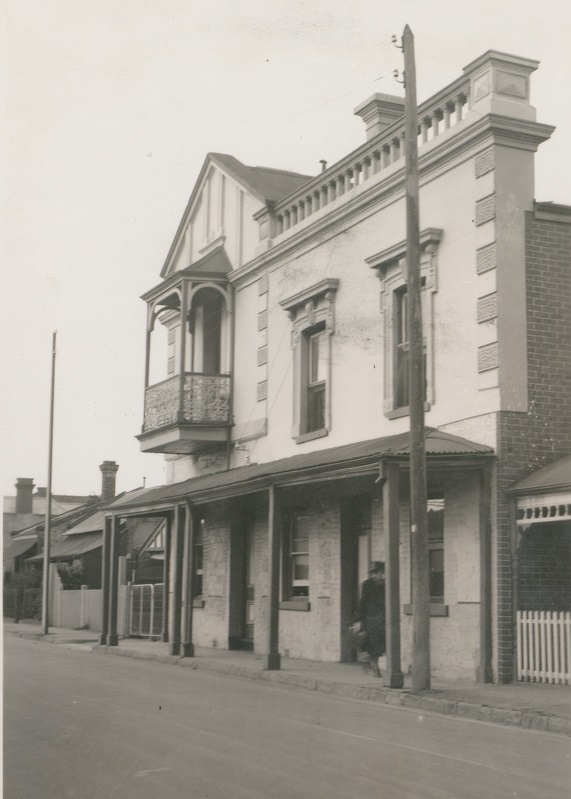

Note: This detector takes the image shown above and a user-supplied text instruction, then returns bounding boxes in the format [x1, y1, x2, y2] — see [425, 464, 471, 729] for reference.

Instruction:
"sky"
[2, 0, 570, 498]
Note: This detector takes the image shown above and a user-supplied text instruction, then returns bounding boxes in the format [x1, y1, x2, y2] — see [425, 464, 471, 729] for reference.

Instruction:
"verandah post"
[265, 484, 281, 670]
[161, 512, 171, 642]
[181, 500, 195, 657]
[107, 514, 120, 646]
[383, 461, 404, 688]
[99, 515, 112, 645]
[168, 503, 185, 656]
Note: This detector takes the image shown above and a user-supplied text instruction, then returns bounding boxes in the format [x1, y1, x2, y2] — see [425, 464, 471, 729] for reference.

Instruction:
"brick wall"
[495, 206, 571, 680]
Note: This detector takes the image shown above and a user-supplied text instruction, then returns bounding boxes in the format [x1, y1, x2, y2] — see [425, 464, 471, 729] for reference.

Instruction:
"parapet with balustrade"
[253, 51, 545, 250]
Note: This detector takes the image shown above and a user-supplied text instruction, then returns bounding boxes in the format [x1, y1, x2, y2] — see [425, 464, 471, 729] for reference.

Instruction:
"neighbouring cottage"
[101, 50, 570, 684]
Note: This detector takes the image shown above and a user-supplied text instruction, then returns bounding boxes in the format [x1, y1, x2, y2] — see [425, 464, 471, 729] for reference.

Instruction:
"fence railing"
[129, 583, 164, 638]
[516, 610, 571, 685]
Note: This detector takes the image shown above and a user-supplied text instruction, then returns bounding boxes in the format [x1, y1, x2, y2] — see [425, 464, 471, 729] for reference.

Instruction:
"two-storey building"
[103, 50, 570, 684]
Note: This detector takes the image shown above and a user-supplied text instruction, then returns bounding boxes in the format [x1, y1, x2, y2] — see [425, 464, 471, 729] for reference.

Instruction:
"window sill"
[403, 603, 448, 617]
[386, 402, 431, 420]
[192, 597, 205, 609]
[280, 599, 311, 612]
[294, 428, 328, 445]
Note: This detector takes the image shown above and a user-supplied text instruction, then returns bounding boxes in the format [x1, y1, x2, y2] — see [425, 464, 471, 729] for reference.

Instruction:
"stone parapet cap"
[463, 50, 540, 122]
[354, 93, 405, 140]
[463, 50, 539, 78]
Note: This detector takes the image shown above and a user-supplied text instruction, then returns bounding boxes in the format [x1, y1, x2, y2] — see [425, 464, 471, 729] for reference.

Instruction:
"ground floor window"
[428, 496, 445, 603]
[193, 518, 204, 598]
[283, 512, 310, 598]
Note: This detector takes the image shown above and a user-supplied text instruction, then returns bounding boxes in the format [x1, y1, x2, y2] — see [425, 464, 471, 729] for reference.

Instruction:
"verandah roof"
[4, 538, 37, 560]
[27, 532, 102, 562]
[509, 454, 571, 527]
[106, 429, 493, 514]
[510, 454, 571, 495]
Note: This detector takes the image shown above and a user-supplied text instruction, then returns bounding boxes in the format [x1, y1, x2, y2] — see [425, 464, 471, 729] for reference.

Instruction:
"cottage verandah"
[99, 430, 493, 685]
[508, 456, 571, 685]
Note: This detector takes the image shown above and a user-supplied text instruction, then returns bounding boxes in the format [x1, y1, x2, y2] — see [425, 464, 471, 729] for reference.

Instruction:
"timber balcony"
[138, 372, 231, 454]
[138, 247, 234, 455]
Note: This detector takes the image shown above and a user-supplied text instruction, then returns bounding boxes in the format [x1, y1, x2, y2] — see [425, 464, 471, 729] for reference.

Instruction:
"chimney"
[15, 478, 35, 514]
[99, 461, 119, 503]
[354, 93, 405, 141]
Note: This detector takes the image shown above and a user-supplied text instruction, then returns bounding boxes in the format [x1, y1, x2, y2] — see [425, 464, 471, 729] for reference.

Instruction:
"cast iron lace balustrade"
[143, 373, 231, 432]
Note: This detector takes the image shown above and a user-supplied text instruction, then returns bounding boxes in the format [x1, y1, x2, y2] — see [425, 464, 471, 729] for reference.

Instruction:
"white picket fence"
[516, 610, 571, 684]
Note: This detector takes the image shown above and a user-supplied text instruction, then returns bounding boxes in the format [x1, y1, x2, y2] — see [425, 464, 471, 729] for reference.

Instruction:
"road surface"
[4, 636, 570, 798]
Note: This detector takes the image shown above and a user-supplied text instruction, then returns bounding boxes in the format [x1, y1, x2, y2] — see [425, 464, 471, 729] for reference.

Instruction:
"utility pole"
[400, 25, 430, 690]
[41, 330, 57, 635]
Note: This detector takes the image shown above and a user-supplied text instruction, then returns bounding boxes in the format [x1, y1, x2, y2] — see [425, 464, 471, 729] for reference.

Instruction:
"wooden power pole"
[41, 330, 57, 635]
[402, 25, 430, 690]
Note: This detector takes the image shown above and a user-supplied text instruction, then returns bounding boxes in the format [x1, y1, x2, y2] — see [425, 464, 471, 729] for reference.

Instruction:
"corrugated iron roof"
[4, 538, 37, 560]
[64, 510, 105, 536]
[10, 498, 100, 541]
[511, 454, 571, 494]
[27, 532, 102, 562]
[108, 429, 493, 512]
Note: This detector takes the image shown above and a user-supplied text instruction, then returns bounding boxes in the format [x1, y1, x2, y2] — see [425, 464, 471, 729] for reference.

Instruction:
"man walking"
[358, 561, 386, 677]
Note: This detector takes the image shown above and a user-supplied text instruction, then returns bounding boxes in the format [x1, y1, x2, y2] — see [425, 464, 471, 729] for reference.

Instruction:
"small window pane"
[396, 290, 408, 345]
[307, 385, 325, 431]
[309, 332, 327, 384]
[429, 548, 444, 599]
[289, 515, 309, 596]
[293, 555, 309, 582]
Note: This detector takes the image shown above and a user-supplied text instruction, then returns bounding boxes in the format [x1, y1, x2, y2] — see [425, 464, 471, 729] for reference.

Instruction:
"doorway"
[242, 523, 256, 650]
[340, 495, 371, 661]
[229, 501, 257, 651]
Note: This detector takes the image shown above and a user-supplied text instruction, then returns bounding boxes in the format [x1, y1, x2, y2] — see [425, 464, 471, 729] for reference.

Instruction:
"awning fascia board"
[516, 492, 571, 526]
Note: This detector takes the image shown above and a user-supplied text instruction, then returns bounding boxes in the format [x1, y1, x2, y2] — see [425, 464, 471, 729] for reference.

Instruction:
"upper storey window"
[366, 229, 442, 420]
[279, 279, 339, 444]
[393, 282, 428, 410]
[190, 288, 224, 374]
[306, 327, 327, 432]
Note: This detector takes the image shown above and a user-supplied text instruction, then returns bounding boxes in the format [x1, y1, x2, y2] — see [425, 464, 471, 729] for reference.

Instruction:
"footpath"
[5, 621, 571, 737]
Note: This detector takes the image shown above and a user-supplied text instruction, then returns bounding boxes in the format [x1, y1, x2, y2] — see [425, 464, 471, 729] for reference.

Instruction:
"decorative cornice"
[278, 278, 340, 313]
[365, 228, 444, 268]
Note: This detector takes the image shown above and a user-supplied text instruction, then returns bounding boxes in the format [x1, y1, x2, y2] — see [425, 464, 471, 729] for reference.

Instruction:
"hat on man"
[369, 561, 385, 574]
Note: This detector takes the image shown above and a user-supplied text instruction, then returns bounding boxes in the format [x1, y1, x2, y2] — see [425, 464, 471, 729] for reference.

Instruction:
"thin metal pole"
[402, 25, 430, 691]
[41, 331, 57, 635]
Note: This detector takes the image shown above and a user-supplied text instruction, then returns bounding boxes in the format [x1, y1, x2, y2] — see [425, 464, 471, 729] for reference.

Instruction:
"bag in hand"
[349, 621, 367, 651]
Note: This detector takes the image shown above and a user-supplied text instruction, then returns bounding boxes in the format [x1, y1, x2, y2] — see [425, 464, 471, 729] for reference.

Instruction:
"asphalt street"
[4, 636, 571, 799]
